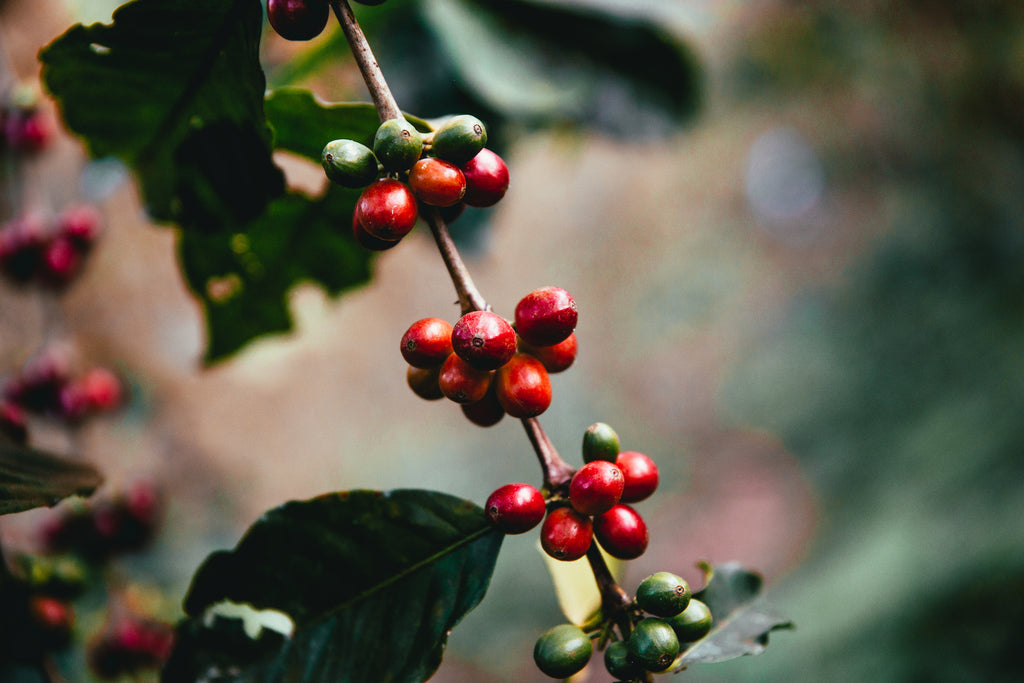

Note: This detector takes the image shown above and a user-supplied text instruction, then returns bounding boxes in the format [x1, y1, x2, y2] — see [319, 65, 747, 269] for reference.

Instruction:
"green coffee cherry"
[636, 571, 691, 617]
[604, 639, 643, 680]
[430, 114, 487, 165]
[373, 118, 424, 171]
[582, 422, 620, 463]
[533, 623, 593, 679]
[667, 598, 713, 643]
[628, 617, 680, 672]
[321, 139, 379, 188]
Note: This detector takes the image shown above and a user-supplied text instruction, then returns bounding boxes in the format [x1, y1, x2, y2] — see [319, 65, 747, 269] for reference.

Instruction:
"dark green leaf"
[179, 184, 373, 363]
[674, 562, 793, 669]
[164, 489, 503, 683]
[39, 0, 283, 230]
[0, 438, 103, 516]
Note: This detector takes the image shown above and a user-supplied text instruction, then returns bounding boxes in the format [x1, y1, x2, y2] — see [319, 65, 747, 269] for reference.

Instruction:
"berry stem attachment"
[522, 417, 575, 492]
[328, 0, 402, 122]
[422, 207, 487, 314]
[585, 543, 634, 637]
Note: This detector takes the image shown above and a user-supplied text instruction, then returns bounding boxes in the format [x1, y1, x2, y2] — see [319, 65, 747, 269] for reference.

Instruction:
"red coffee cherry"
[514, 287, 578, 347]
[352, 211, 400, 251]
[593, 504, 648, 560]
[461, 148, 510, 207]
[355, 179, 418, 241]
[267, 0, 330, 41]
[568, 461, 625, 516]
[29, 595, 75, 646]
[616, 451, 659, 503]
[401, 318, 454, 368]
[57, 204, 103, 247]
[520, 332, 577, 373]
[495, 353, 552, 418]
[540, 506, 593, 561]
[406, 365, 443, 400]
[408, 158, 466, 207]
[451, 311, 516, 371]
[78, 367, 124, 412]
[485, 483, 546, 534]
[41, 236, 83, 285]
[461, 382, 505, 427]
[438, 353, 492, 404]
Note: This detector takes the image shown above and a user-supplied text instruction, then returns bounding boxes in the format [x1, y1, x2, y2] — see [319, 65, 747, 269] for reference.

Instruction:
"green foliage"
[164, 489, 503, 682]
[0, 437, 102, 516]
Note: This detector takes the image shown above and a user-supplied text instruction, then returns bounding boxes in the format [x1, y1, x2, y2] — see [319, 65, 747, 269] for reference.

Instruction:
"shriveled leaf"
[674, 561, 793, 669]
[39, 0, 282, 230]
[163, 489, 503, 683]
[0, 438, 102, 516]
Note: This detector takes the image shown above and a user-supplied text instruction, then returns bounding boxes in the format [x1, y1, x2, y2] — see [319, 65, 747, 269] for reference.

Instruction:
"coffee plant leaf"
[420, 0, 701, 138]
[39, 0, 283, 231]
[674, 561, 794, 669]
[0, 437, 103, 516]
[264, 88, 433, 161]
[178, 185, 372, 363]
[164, 489, 504, 683]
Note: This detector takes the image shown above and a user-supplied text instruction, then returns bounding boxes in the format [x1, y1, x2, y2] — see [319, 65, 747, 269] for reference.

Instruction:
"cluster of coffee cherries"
[87, 608, 175, 679]
[401, 286, 576, 424]
[1, 84, 53, 154]
[323, 112, 510, 251]
[267, 0, 386, 42]
[0, 205, 103, 288]
[1, 553, 87, 657]
[0, 346, 124, 433]
[533, 571, 714, 680]
[485, 422, 659, 562]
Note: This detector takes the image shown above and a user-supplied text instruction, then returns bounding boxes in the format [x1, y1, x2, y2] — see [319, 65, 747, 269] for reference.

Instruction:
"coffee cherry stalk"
[298, 1, 715, 678]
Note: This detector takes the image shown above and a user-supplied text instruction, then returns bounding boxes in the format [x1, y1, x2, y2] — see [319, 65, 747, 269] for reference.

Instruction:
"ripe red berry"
[569, 461, 625, 516]
[616, 451, 659, 503]
[514, 287, 578, 347]
[408, 158, 466, 207]
[352, 211, 400, 251]
[42, 236, 83, 285]
[541, 506, 593, 561]
[485, 483, 545, 534]
[520, 332, 577, 373]
[593, 504, 648, 560]
[58, 205, 102, 246]
[461, 148, 510, 207]
[355, 179, 418, 241]
[451, 310, 516, 371]
[438, 353, 492, 404]
[461, 383, 505, 427]
[267, 0, 330, 41]
[78, 367, 124, 412]
[406, 365, 444, 400]
[401, 318, 454, 368]
[495, 353, 552, 418]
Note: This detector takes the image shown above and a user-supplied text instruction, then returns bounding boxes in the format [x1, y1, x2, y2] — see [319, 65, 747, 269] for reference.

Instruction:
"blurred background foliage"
[2, 0, 1024, 681]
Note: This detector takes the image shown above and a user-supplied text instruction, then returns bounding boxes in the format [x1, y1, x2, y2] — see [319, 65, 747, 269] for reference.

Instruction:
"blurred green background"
[2, 0, 1023, 681]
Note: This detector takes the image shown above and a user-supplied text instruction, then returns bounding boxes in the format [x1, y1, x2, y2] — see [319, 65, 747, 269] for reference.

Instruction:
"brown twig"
[586, 543, 634, 637]
[328, 0, 402, 122]
[522, 417, 575, 492]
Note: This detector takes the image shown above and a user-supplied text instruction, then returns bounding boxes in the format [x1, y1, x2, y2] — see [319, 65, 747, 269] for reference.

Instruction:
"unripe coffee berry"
[461, 148, 509, 207]
[540, 506, 593, 561]
[267, 0, 329, 41]
[322, 139, 379, 188]
[667, 598, 713, 643]
[604, 639, 643, 681]
[406, 365, 443, 400]
[373, 118, 424, 172]
[520, 332, 577, 373]
[431, 114, 488, 165]
[636, 572, 691, 617]
[401, 318, 454, 368]
[451, 311, 516, 371]
[461, 384, 505, 427]
[533, 623, 592, 679]
[495, 353, 552, 418]
[628, 617, 680, 672]
[568, 461, 624, 516]
[485, 483, 545, 534]
[593, 504, 648, 560]
[582, 422, 620, 463]
[438, 353, 492, 404]
[352, 211, 400, 251]
[514, 286, 578, 347]
[616, 451, 659, 503]
[408, 158, 466, 207]
[355, 179, 418, 241]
